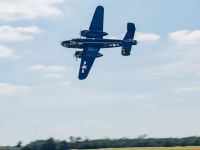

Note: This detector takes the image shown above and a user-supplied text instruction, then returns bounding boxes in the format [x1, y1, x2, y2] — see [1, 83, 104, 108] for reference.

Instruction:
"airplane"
[61, 5, 137, 80]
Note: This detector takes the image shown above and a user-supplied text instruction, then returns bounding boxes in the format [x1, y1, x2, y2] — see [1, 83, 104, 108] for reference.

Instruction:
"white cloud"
[0, 45, 15, 58]
[30, 65, 65, 73]
[57, 81, 72, 86]
[169, 30, 200, 45]
[130, 59, 200, 81]
[0, 0, 64, 21]
[42, 73, 64, 79]
[174, 86, 200, 93]
[127, 29, 200, 81]
[131, 94, 151, 100]
[0, 25, 41, 41]
[30, 64, 66, 79]
[0, 82, 29, 95]
[135, 32, 160, 42]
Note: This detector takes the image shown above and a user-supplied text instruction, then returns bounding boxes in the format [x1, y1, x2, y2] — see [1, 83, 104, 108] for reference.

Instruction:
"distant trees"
[57, 141, 69, 150]
[22, 138, 65, 150]
[21, 136, 200, 150]
[15, 141, 22, 149]
[41, 138, 56, 150]
[69, 136, 82, 143]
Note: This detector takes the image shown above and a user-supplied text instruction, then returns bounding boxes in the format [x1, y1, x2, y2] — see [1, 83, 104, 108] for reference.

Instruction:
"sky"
[0, 0, 200, 146]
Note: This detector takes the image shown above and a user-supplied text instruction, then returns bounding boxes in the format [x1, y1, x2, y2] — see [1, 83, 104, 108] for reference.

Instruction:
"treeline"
[21, 136, 200, 150]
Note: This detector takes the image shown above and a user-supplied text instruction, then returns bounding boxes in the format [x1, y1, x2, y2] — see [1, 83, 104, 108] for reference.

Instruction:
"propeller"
[79, 27, 82, 38]
[73, 50, 78, 62]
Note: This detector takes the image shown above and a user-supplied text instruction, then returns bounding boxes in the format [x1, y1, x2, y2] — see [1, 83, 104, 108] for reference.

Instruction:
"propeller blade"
[80, 27, 82, 38]
[74, 50, 78, 62]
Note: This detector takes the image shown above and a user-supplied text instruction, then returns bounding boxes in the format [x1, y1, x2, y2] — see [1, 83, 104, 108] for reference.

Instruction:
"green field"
[0, 147, 9, 150]
[90, 147, 200, 150]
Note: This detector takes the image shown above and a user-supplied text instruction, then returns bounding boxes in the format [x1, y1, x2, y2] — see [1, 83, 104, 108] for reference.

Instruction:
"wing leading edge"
[78, 47, 100, 80]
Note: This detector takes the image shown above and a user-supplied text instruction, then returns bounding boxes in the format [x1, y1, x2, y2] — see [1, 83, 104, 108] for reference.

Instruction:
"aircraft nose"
[61, 41, 70, 47]
[61, 41, 66, 47]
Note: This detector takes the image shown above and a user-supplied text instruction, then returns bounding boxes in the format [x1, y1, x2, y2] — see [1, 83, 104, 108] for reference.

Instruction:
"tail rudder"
[123, 23, 136, 40]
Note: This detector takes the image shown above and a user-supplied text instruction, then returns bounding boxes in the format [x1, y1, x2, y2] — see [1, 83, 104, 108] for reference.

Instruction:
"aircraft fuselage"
[61, 38, 137, 49]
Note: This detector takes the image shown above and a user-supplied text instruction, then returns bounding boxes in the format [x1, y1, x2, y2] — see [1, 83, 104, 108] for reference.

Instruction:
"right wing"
[89, 6, 104, 32]
[78, 47, 100, 80]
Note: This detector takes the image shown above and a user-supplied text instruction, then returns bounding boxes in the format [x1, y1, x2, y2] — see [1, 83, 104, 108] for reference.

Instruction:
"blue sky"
[0, 0, 200, 146]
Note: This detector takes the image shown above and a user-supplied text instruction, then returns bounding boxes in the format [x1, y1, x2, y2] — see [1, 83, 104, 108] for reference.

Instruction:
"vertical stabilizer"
[121, 23, 137, 56]
[123, 23, 136, 40]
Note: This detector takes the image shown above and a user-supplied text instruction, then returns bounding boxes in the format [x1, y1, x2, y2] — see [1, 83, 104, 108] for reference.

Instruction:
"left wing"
[78, 47, 100, 80]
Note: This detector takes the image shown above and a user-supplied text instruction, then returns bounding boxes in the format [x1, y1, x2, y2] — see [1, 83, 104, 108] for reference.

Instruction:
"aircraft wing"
[89, 6, 104, 32]
[78, 47, 100, 80]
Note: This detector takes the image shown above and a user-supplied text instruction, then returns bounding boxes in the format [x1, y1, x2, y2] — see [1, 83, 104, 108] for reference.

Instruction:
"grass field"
[0, 147, 9, 150]
[90, 147, 200, 150]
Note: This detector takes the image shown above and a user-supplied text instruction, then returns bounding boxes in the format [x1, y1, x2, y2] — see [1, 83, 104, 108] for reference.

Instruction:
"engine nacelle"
[121, 39, 138, 56]
[81, 30, 108, 38]
[121, 47, 131, 56]
[121, 41, 132, 56]
[74, 51, 83, 58]
[96, 53, 103, 58]
[74, 51, 103, 58]
[133, 40, 138, 45]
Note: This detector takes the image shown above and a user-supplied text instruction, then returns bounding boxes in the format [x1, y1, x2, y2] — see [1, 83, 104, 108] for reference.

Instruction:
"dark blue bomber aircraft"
[61, 6, 137, 80]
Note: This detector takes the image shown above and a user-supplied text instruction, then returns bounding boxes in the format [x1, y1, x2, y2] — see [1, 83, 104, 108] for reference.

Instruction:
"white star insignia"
[81, 61, 87, 73]
[81, 64, 87, 70]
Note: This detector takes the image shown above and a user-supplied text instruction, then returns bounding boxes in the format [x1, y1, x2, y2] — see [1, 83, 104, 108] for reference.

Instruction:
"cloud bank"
[0, 45, 15, 59]
[0, 82, 29, 95]
[135, 32, 160, 42]
[30, 64, 66, 79]
[174, 86, 200, 93]
[0, 25, 41, 41]
[169, 30, 200, 45]
[0, 0, 64, 21]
